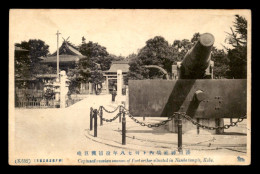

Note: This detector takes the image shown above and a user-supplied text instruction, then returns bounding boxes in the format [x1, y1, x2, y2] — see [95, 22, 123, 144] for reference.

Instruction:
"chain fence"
[93, 106, 122, 123]
[90, 105, 247, 148]
[126, 112, 175, 128]
[119, 105, 246, 130]
[101, 113, 121, 122]
[90, 105, 246, 130]
[180, 113, 246, 130]
[102, 106, 121, 113]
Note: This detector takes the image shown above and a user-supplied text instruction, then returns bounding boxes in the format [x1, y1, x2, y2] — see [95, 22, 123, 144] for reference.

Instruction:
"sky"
[10, 9, 251, 57]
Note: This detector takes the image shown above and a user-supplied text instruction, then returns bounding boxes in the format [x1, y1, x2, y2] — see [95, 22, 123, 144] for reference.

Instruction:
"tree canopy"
[127, 33, 210, 80]
[128, 36, 175, 80]
[79, 40, 112, 71]
[14, 48, 30, 80]
[225, 15, 247, 79]
[15, 39, 50, 63]
[211, 47, 229, 78]
[15, 39, 54, 79]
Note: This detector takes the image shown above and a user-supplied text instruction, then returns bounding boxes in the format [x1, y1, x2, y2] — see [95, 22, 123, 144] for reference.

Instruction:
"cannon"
[179, 33, 214, 79]
[128, 33, 247, 134]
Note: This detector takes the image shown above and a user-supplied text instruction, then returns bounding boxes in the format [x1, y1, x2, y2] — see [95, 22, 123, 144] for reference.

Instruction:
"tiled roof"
[66, 45, 82, 56]
[105, 62, 129, 73]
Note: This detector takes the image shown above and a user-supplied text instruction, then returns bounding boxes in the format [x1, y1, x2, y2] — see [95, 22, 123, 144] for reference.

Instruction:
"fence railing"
[16, 90, 86, 108]
[15, 89, 52, 108]
[89, 105, 246, 152]
[16, 98, 58, 108]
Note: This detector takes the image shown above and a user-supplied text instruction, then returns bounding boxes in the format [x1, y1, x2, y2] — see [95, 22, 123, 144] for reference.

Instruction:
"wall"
[128, 79, 247, 118]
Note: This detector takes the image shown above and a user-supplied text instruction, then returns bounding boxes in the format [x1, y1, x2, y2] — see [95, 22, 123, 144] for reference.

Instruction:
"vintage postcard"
[9, 9, 251, 165]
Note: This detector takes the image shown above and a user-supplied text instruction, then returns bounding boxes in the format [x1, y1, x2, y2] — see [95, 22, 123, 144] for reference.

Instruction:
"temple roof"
[105, 61, 129, 73]
[51, 41, 82, 56]
[41, 41, 84, 63]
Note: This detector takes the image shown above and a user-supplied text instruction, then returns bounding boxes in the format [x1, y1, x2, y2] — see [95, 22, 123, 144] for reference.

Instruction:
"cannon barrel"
[179, 33, 215, 79]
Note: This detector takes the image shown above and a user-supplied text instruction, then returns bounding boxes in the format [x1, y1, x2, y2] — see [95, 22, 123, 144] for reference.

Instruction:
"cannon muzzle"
[180, 33, 215, 79]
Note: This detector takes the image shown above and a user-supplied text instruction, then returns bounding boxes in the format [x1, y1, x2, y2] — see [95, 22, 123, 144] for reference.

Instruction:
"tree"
[15, 39, 49, 64]
[125, 53, 137, 62]
[109, 54, 125, 61]
[67, 54, 105, 94]
[15, 39, 52, 76]
[74, 38, 119, 94]
[128, 32, 231, 80]
[191, 32, 200, 44]
[172, 39, 193, 62]
[211, 48, 229, 78]
[128, 36, 175, 80]
[79, 40, 112, 71]
[67, 56, 91, 94]
[82, 36, 86, 44]
[172, 33, 201, 61]
[225, 15, 247, 78]
[14, 47, 31, 87]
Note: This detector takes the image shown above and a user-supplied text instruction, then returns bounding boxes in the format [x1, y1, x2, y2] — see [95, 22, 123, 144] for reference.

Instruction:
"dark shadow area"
[160, 79, 196, 117]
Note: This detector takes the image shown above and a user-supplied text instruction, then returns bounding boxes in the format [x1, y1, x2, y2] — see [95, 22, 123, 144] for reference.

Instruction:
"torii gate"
[144, 65, 170, 80]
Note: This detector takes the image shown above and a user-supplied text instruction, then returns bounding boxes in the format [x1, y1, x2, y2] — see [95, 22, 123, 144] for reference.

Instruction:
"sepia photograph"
[9, 9, 251, 165]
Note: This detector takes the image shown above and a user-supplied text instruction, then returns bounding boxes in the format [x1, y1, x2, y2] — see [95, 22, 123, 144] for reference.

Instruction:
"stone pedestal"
[167, 118, 224, 134]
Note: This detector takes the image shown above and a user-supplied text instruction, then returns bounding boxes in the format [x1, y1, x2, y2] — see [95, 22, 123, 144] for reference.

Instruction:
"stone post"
[116, 70, 122, 102]
[89, 82, 92, 94]
[106, 76, 109, 94]
[60, 70, 68, 108]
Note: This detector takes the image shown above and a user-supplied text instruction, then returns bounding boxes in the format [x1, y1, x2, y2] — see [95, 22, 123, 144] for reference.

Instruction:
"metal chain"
[98, 105, 247, 130]
[180, 113, 246, 130]
[121, 105, 177, 128]
[102, 106, 120, 113]
[126, 112, 176, 128]
[101, 113, 121, 122]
